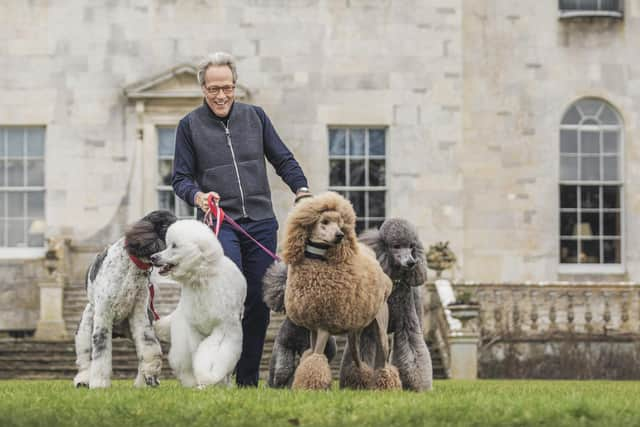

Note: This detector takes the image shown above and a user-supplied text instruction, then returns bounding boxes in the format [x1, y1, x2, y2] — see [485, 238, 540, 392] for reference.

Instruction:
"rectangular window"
[157, 127, 195, 218]
[559, 0, 623, 18]
[0, 127, 46, 248]
[328, 127, 386, 234]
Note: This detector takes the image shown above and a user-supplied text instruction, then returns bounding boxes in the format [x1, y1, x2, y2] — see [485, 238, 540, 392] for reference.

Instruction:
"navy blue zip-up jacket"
[172, 101, 308, 221]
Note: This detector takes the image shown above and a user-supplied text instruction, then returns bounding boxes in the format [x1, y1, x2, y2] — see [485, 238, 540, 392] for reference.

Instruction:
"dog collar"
[304, 241, 330, 260]
[124, 240, 152, 271]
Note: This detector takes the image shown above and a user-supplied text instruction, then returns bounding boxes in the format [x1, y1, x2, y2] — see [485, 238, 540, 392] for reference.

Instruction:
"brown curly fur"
[283, 192, 392, 334]
[291, 354, 332, 391]
[372, 365, 402, 390]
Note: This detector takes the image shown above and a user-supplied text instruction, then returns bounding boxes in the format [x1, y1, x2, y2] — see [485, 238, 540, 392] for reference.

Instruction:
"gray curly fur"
[340, 218, 433, 391]
[262, 261, 337, 388]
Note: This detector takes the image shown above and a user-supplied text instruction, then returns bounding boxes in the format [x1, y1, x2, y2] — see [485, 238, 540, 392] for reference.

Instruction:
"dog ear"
[359, 228, 391, 273]
[282, 198, 321, 264]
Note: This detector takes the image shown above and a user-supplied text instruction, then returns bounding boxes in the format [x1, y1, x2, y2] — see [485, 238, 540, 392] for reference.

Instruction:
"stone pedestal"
[34, 275, 69, 341]
[449, 333, 479, 379]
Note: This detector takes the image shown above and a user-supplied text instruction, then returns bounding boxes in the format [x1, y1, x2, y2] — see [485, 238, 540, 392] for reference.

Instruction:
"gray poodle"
[340, 218, 432, 391]
[262, 262, 337, 388]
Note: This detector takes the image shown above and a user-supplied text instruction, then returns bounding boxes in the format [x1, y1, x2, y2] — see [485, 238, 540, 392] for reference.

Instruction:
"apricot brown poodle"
[282, 191, 401, 390]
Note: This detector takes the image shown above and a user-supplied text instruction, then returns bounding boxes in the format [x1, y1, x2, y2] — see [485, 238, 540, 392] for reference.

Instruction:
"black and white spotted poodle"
[74, 210, 177, 389]
[340, 218, 432, 391]
[263, 217, 432, 391]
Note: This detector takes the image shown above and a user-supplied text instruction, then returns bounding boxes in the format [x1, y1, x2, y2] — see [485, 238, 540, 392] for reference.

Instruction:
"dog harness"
[124, 242, 160, 321]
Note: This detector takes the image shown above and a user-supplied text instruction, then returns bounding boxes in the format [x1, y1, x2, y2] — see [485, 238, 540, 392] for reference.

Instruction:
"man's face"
[202, 65, 235, 118]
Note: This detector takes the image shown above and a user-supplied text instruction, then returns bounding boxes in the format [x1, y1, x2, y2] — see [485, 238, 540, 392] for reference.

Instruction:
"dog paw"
[75, 382, 89, 388]
[73, 371, 90, 388]
[144, 375, 160, 387]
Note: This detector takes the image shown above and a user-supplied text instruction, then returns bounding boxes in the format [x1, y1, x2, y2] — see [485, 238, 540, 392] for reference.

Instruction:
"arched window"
[559, 98, 623, 267]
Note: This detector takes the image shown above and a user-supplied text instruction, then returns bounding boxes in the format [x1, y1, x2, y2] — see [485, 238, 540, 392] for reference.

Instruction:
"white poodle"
[151, 219, 247, 388]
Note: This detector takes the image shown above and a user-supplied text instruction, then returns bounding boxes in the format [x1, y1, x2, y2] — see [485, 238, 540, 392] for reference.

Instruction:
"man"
[172, 52, 311, 387]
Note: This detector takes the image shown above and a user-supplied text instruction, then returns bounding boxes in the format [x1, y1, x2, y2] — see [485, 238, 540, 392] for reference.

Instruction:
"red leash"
[126, 244, 160, 321]
[203, 194, 281, 262]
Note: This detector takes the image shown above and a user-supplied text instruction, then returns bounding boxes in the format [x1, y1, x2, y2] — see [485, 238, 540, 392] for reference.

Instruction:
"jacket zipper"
[219, 120, 247, 217]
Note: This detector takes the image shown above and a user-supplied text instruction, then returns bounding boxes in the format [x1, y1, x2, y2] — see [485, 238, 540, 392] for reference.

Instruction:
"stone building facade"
[1, 0, 639, 378]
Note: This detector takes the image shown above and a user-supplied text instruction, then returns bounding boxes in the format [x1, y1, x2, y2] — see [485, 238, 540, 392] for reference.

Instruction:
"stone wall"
[0, 260, 41, 332]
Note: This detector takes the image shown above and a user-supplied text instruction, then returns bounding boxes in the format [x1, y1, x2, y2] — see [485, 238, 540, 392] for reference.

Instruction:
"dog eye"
[321, 219, 329, 225]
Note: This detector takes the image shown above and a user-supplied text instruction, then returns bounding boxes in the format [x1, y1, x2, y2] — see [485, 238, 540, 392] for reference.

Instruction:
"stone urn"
[426, 241, 456, 278]
[447, 303, 480, 332]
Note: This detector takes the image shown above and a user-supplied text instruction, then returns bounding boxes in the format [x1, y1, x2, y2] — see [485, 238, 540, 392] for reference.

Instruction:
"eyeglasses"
[204, 85, 235, 95]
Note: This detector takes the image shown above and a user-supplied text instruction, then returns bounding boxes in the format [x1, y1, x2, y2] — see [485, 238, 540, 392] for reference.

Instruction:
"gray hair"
[197, 52, 238, 86]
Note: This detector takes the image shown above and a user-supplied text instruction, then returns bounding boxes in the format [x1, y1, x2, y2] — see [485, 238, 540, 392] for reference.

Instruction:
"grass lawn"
[1, 379, 639, 427]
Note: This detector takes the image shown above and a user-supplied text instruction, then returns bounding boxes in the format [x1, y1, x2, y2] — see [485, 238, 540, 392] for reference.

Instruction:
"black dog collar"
[304, 241, 330, 260]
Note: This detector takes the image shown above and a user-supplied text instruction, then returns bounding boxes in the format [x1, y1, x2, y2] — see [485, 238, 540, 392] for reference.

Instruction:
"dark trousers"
[217, 217, 278, 387]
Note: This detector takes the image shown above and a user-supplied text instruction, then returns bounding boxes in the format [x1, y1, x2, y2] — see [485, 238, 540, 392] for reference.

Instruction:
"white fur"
[74, 238, 163, 389]
[152, 220, 247, 388]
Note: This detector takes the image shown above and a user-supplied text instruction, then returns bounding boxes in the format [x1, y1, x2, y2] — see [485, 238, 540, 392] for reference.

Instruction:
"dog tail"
[153, 312, 172, 343]
[262, 261, 288, 313]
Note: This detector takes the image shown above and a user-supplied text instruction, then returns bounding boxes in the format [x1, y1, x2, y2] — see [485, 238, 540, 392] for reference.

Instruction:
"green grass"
[1, 380, 640, 427]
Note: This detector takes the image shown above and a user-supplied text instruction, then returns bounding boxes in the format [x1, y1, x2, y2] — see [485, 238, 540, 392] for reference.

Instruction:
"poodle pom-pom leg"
[292, 353, 332, 390]
[341, 363, 374, 390]
[372, 364, 402, 390]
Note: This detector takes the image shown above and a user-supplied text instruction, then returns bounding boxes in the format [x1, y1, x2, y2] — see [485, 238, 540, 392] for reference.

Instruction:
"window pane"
[176, 197, 194, 218]
[369, 191, 385, 217]
[158, 191, 174, 212]
[7, 128, 24, 157]
[602, 131, 618, 154]
[581, 131, 599, 154]
[349, 191, 365, 217]
[602, 156, 618, 181]
[349, 129, 365, 155]
[368, 219, 384, 230]
[26, 159, 44, 186]
[355, 220, 366, 235]
[600, 106, 619, 125]
[0, 192, 4, 217]
[603, 186, 619, 209]
[158, 159, 173, 186]
[560, 240, 577, 263]
[560, 212, 577, 236]
[580, 240, 600, 263]
[581, 212, 599, 236]
[329, 159, 346, 186]
[369, 129, 385, 155]
[562, 106, 581, 124]
[603, 240, 621, 263]
[27, 192, 44, 218]
[369, 159, 385, 187]
[560, 156, 578, 180]
[577, 99, 602, 117]
[26, 128, 45, 157]
[349, 159, 365, 186]
[560, 130, 578, 153]
[560, 185, 577, 208]
[329, 129, 346, 155]
[7, 219, 26, 247]
[0, 161, 4, 186]
[581, 186, 599, 209]
[7, 159, 24, 186]
[7, 192, 24, 217]
[157, 128, 175, 157]
[603, 212, 620, 236]
[0, 219, 4, 246]
[581, 157, 600, 180]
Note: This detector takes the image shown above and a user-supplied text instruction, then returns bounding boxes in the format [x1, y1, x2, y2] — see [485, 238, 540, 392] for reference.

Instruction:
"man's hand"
[194, 191, 220, 212]
[294, 187, 312, 204]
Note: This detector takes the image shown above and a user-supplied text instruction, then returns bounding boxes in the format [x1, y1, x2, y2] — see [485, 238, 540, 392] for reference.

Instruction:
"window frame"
[327, 126, 387, 233]
[0, 126, 46, 257]
[558, 99, 625, 275]
[156, 126, 196, 219]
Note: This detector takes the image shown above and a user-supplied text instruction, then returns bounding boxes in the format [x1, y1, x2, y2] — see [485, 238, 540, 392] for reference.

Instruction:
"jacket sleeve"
[171, 117, 201, 207]
[255, 106, 309, 193]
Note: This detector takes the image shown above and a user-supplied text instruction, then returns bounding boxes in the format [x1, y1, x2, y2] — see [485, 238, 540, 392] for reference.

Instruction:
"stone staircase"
[1, 277, 446, 381]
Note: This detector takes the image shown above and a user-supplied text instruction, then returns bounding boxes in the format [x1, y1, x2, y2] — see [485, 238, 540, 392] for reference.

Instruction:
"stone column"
[448, 304, 480, 379]
[34, 237, 70, 341]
